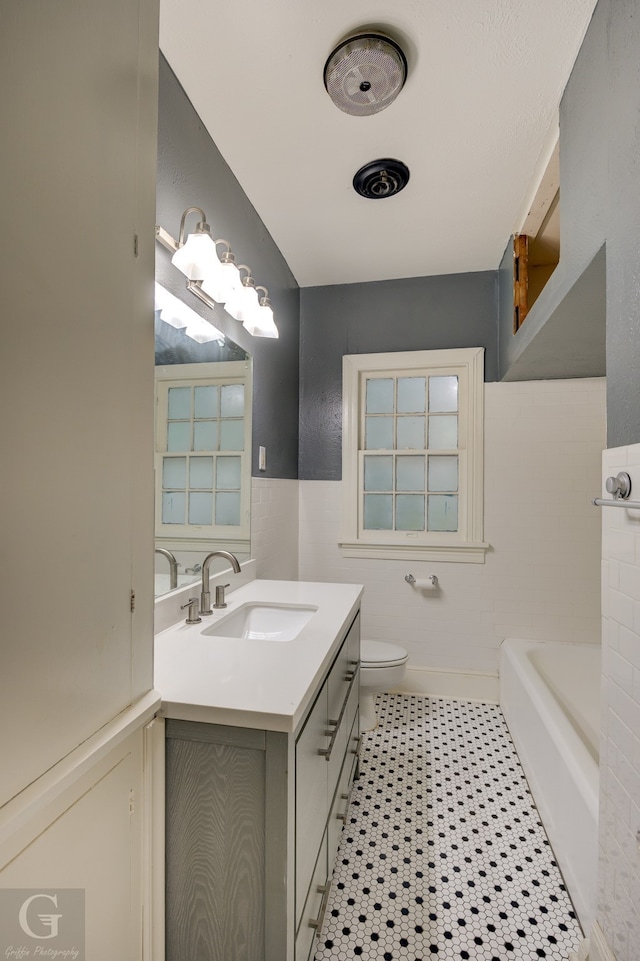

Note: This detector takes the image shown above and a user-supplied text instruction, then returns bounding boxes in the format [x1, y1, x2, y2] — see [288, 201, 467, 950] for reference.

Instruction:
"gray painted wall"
[498, 0, 640, 448]
[299, 271, 498, 480]
[604, 0, 640, 449]
[156, 56, 300, 478]
[497, 2, 608, 384]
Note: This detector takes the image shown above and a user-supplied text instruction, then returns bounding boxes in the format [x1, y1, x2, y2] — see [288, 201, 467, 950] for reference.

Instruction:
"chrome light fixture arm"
[177, 206, 210, 245]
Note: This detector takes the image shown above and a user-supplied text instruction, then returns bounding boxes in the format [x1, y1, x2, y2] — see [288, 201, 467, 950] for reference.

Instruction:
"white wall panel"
[299, 378, 606, 675]
[0, 0, 158, 806]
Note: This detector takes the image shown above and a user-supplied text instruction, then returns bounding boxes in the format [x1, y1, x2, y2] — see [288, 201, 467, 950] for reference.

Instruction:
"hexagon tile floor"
[315, 693, 583, 961]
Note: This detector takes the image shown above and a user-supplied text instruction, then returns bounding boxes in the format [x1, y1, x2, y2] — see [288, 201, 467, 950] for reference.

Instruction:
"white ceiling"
[159, 0, 597, 288]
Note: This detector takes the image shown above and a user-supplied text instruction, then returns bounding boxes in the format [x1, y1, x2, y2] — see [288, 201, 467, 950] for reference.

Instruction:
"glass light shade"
[200, 256, 242, 303]
[171, 231, 216, 280]
[184, 319, 225, 344]
[225, 282, 259, 323]
[243, 301, 279, 338]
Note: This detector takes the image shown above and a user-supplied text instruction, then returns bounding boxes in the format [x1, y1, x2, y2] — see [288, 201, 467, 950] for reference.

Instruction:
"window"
[155, 361, 251, 552]
[341, 348, 486, 562]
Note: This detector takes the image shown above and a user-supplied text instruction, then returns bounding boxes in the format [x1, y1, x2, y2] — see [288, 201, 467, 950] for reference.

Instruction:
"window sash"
[341, 348, 486, 563]
[154, 361, 251, 542]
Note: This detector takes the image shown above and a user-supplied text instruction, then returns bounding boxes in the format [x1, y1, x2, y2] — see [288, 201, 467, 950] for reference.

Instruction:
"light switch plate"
[259, 446, 266, 471]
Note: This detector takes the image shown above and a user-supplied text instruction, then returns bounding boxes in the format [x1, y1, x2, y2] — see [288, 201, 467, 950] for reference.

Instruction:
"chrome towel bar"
[593, 497, 640, 509]
[593, 471, 640, 508]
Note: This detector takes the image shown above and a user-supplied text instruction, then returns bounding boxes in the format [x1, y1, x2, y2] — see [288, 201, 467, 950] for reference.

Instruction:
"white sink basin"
[202, 603, 317, 642]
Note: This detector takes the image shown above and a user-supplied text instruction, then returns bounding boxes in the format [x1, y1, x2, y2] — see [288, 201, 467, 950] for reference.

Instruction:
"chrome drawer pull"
[336, 811, 346, 821]
[317, 668, 359, 761]
[308, 882, 331, 931]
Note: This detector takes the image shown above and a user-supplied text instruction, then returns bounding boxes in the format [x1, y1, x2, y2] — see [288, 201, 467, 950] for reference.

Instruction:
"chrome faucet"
[200, 550, 241, 615]
[155, 547, 178, 591]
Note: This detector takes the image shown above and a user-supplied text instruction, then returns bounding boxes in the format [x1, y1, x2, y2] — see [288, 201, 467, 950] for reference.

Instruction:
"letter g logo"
[18, 893, 63, 939]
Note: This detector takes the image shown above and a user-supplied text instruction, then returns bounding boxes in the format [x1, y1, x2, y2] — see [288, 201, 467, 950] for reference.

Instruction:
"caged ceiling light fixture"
[155, 206, 279, 339]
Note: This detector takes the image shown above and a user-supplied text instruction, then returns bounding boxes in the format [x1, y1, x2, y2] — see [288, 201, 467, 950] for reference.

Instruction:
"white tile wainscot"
[593, 443, 640, 961]
[252, 476, 299, 580]
[299, 378, 606, 696]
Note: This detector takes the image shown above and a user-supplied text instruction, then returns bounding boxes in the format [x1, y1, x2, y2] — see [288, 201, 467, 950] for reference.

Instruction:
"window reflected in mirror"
[154, 285, 252, 597]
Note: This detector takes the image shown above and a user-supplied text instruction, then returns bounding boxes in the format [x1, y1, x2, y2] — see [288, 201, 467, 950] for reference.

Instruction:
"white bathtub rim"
[500, 637, 600, 934]
[500, 638, 599, 823]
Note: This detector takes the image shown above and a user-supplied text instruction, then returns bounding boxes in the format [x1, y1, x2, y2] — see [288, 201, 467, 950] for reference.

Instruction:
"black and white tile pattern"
[315, 694, 582, 961]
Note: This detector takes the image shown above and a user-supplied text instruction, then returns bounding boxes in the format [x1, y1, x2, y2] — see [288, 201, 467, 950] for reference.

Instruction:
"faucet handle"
[180, 597, 201, 624]
[214, 583, 231, 609]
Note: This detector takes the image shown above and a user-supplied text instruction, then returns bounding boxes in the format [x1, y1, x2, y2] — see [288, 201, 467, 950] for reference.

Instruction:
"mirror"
[154, 284, 252, 597]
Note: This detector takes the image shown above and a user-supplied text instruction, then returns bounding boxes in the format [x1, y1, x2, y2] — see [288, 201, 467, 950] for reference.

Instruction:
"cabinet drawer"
[328, 711, 359, 862]
[295, 832, 329, 961]
[327, 664, 359, 802]
[347, 611, 361, 669]
[327, 613, 360, 724]
[295, 685, 329, 925]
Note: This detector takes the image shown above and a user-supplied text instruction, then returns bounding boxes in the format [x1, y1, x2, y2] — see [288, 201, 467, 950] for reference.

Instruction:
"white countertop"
[154, 579, 363, 732]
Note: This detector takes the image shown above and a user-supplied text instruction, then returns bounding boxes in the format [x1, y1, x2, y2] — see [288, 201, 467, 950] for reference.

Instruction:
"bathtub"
[499, 638, 600, 935]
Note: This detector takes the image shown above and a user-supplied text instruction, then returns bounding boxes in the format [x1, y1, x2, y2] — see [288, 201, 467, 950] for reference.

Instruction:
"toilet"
[360, 640, 408, 731]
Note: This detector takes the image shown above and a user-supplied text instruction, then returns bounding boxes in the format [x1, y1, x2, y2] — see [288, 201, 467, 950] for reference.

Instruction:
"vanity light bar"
[155, 225, 179, 253]
[155, 207, 279, 339]
[186, 279, 217, 312]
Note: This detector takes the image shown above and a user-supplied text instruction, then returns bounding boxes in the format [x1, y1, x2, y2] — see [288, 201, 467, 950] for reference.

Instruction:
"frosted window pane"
[193, 421, 218, 451]
[189, 457, 213, 489]
[397, 416, 425, 450]
[428, 415, 458, 450]
[364, 455, 393, 491]
[194, 385, 218, 418]
[168, 386, 191, 420]
[221, 384, 244, 417]
[167, 421, 191, 452]
[162, 491, 185, 524]
[428, 455, 458, 492]
[220, 419, 245, 451]
[216, 456, 241, 490]
[363, 494, 393, 530]
[397, 377, 426, 413]
[428, 494, 458, 531]
[396, 495, 425, 531]
[429, 376, 458, 412]
[189, 491, 213, 525]
[216, 492, 241, 526]
[162, 457, 186, 489]
[366, 378, 394, 414]
[365, 417, 393, 449]
[396, 455, 425, 491]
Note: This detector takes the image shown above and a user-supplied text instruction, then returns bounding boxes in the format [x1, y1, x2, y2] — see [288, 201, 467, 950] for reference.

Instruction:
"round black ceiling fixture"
[353, 159, 410, 199]
[324, 33, 407, 117]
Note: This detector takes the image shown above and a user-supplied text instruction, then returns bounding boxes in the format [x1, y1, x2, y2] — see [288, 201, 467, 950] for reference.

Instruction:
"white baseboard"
[395, 665, 499, 703]
[588, 923, 616, 961]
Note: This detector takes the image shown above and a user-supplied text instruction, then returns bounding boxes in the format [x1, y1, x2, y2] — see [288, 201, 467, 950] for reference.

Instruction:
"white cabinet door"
[0, 0, 159, 808]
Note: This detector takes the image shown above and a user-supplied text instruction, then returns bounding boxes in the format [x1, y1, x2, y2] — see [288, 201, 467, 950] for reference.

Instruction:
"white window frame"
[340, 347, 487, 563]
[154, 360, 252, 553]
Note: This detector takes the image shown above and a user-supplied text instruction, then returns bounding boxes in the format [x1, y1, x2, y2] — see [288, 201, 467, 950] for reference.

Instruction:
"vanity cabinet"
[165, 610, 361, 961]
